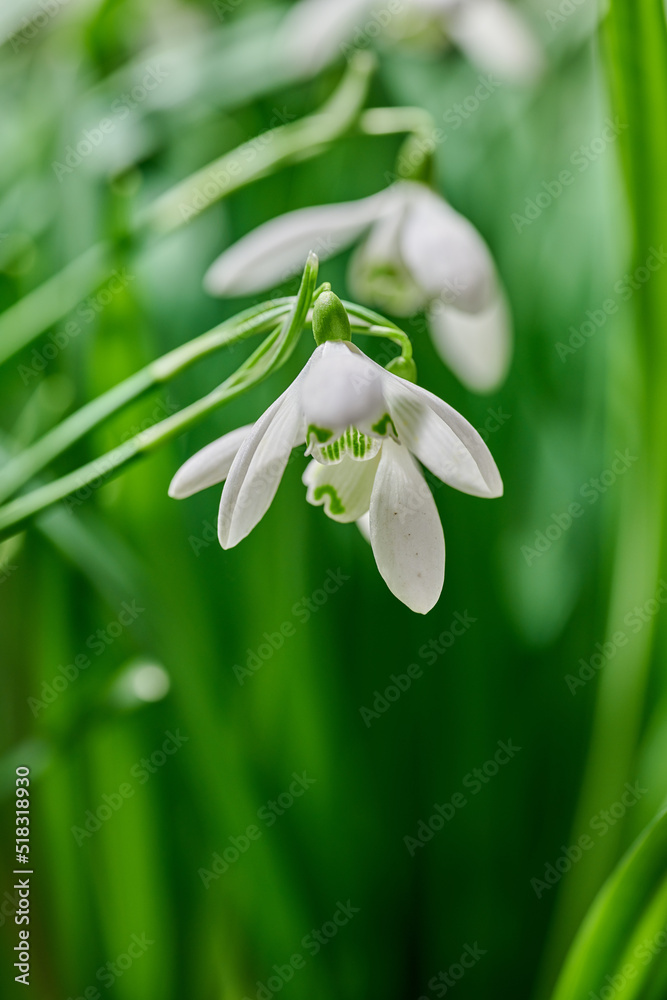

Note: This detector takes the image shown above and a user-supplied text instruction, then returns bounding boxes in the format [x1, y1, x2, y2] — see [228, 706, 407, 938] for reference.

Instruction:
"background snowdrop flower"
[280, 0, 543, 83]
[204, 181, 512, 393]
[169, 293, 503, 613]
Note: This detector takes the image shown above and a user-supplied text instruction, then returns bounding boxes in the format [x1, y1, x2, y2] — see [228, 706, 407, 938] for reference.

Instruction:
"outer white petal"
[218, 365, 311, 548]
[277, 0, 371, 76]
[381, 369, 503, 497]
[204, 194, 388, 297]
[399, 184, 498, 314]
[303, 453, 379, 522]
[428, 289, 512, 392]
[168, 424, 252, 499]
[348, 196, 429, 316]
[356, 511, 371, 543]
[301, 341, 386, 439]
[369, 440, 445, 614]
[446, 0, 544, 84]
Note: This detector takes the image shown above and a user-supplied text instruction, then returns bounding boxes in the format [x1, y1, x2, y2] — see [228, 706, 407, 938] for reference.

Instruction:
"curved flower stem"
[359, 106, 437, 181]
[142, 52, 377, 235]
[0, 300, 294, 505]
[0, 54, 375, 367]
[0, 255, 318, 541]
[344, 301, 413, 361]
[358, 106, 435, 140]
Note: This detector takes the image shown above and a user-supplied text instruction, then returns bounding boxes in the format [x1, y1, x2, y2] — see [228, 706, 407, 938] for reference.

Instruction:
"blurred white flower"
[204, 181, 512, 393]
[170, 336, 502, 614]
[279, 0, 543, 83]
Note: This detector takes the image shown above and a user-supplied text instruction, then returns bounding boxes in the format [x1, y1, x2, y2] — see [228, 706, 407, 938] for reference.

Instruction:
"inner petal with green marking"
[306, 425, 383, 465]
[302, 452, 381, 523]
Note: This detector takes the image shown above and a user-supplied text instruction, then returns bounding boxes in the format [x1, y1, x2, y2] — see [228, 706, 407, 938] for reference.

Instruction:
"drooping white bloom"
[204, 181, 511, 393]
[279, 0, 543, 83]
[169, 338, 502, 614]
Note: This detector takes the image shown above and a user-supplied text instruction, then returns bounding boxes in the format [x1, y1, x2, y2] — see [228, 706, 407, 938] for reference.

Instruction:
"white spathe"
[169, 340, 502, 613]
[204, 181, 511, 393]
[279, 0, 543, 82]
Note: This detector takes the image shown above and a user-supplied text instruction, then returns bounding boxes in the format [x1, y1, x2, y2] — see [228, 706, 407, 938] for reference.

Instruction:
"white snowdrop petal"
[302, 341, 386, 440]
[303, 453, 379, 523]
[356, 511, 371, 543]
[382, 372, 503, 497]
[218, 369, 309, 548]
[428, 291, 512, 393]
[204, 195, 387, 297]
[369, 440, 445, 614]
[348, 197, 429, 316]
[278, 0, 371, 76]
[168, 424, 252, 499]
[399, 184, 498, 314]
[446, 0, 544, 83]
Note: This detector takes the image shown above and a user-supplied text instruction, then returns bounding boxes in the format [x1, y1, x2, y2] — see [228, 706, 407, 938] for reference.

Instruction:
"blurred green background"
[2, 0, 667, 998]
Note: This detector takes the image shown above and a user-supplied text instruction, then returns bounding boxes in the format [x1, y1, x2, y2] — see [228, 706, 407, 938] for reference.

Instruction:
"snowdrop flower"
[280, 0, 543, 83]
[204, 181, 511, 393]
[170, 293, 502, 614]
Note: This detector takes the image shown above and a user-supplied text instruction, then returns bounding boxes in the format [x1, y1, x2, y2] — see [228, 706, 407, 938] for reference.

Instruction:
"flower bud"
[312, 291, 351, 345]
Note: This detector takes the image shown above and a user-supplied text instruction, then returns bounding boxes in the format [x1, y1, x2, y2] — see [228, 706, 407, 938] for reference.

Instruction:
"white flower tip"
[167, 478, 186, 500]
[489, 478, 504, 500]
[203, 258, 232, 297]
[168, 467, 195, 500]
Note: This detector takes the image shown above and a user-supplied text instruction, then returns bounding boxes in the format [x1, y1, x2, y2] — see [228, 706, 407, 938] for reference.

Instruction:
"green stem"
[142, 52, 376, 235]
[0, 54, 375, 367]
[536, 1, 667, 993]
[344, 302, 413, 360]
[0, 255, 318, 540]
[0, 300, 294, 504]
[359, 106, 437, 181]
[0, 244, 111, 367]
[358, 106, 435, 139]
